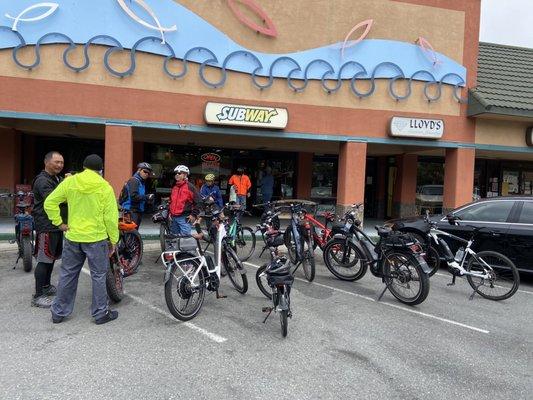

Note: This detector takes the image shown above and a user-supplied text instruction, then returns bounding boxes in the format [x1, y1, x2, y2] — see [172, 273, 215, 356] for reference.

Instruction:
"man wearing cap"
[44, 154, 120, 325]
[228, 167, 252, 208]
[119, 161, 154, 228]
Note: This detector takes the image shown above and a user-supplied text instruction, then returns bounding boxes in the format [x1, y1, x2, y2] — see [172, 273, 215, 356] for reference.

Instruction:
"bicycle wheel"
[323, 238, 368, 281]
[22, 236, 33, 273]
[223, 246, 248, 294]
[235, 226, 256, 262]
[121, 230, 143, 276]
[425, 245, 441, 277]
[466, 251, 519, 301]
[280, 309, 288, 337]
[301, 237, 315, 282]
[383, 251, 430, 306]
[255, 264, 272, 300]
[164, 255, 206, 321]
[283, 228, 298, 264]
[159, 224, 166, 253]
[106, 261, 124, 303]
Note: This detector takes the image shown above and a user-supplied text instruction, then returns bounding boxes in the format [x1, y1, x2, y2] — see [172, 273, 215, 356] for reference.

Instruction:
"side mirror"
[446, 214, 457, 225]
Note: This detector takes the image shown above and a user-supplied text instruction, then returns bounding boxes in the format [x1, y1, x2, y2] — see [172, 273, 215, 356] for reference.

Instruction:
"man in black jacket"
[31, 151, 67, 308]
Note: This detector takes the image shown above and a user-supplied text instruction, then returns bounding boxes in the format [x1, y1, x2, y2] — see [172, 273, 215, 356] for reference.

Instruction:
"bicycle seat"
[165, 235, 198, 252]
[375, 226, 392, 237]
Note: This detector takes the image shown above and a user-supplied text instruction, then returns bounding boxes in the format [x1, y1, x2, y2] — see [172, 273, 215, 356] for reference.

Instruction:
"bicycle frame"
[304, 212, 333, 249]
[428, 228, 492, 280]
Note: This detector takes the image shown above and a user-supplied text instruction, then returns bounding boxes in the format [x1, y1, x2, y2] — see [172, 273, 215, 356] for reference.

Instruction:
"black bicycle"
[255, 215, 294, 337]
[106, 211, 144, 302]
[323, 204, 431, 305]
[282, 202, 315, 282]
[1, 192, 35, 272]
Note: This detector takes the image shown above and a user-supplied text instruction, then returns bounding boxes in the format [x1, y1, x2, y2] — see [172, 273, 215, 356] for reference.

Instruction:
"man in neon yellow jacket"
[44, 154, 120, 325]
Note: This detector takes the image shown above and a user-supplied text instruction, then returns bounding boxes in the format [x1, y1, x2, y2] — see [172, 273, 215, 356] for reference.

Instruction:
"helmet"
[205, 173, 215, 181]
[174, 165, 190, 174]
[137, 162, 152, 171]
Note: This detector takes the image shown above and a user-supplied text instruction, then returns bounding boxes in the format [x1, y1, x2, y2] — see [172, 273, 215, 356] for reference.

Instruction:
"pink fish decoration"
[227, 0, 278, 37]
[340, 19, 373, 59]
[416, 36, 442, 67]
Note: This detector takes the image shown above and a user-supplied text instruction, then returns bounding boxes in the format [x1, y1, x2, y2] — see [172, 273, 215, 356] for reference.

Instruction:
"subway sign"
[389, 117, 444, 139]
[204, 102, 288, 129]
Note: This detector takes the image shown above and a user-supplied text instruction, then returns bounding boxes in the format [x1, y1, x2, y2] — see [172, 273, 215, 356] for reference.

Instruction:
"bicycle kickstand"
[468, 282, 483, 301]
[447, 275, 456, 287]
[216, 290, 227, 299]
[376, 285, 388, 302]
[262, 307, 273, 323]
[13, 255, 21, 269]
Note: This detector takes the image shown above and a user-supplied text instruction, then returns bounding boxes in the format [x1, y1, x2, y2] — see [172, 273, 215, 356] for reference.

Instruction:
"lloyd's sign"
[389, 117, 444, 139]
[205, 102, 288, 129]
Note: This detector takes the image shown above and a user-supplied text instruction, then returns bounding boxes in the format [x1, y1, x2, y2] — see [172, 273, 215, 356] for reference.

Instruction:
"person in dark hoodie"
[31, 151, 67, 308]
[119, 162, 155, 228]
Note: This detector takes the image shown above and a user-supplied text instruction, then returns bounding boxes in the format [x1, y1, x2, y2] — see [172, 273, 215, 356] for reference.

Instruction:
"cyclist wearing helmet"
[169, 165, 201, 235]
[200, 174, 223, 209]
[119, 162, 154, 227]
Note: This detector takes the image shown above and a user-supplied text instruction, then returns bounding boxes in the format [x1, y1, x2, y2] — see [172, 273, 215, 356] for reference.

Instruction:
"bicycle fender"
[279, 293, 289, 311]
[164, 267, 172, 284]
[413, 253, 432, 275]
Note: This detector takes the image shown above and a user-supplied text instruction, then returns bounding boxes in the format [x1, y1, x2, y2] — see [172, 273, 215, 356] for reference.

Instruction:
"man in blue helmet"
[119, 162, 154, 228]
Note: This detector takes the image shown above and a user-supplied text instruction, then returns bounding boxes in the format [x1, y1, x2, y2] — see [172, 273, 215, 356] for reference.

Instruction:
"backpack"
[118, 181, 130, 206]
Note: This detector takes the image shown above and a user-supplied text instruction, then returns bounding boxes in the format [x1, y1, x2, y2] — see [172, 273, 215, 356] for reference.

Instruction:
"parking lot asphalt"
[1, 241, 532, 400]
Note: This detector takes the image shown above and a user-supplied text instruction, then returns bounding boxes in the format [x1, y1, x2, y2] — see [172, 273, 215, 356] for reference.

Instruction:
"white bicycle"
[161, 211, 248, 321]
[424, 211, 519, 301]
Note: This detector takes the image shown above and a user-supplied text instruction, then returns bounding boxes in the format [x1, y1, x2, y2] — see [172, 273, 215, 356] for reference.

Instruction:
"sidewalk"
[0, 215, 385, 241]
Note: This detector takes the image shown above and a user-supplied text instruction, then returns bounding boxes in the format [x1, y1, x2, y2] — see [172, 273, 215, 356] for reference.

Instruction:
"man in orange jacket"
[228, 167, 251, 208]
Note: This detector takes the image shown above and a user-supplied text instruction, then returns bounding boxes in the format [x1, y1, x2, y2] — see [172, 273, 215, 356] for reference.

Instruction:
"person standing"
[169, 165, 201, 235]
[31, 151, 67, 308]
[119, 161, 154, 228]
[45, 154, 119, 325]
[260, 166, 274, 204]
[200, 174, 223, 210]
[228, 167, 251, 207]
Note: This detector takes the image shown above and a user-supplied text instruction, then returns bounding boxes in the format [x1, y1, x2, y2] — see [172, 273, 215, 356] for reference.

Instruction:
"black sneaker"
[42, 285, 57, 296]
[51, 314, 64, 324]
[95, 310, 118, 325]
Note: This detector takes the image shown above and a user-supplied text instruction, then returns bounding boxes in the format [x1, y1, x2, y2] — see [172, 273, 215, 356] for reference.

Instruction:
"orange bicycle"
[106, 211, 144, 302]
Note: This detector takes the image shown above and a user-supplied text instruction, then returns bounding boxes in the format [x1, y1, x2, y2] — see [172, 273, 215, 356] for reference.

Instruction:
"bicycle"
[161, 210, 248, 321]
[323, 204, 431, 305]
[202, 202, 256, 262]
[152, 198, 171, 253]
[106, 211, 144, 302]
[422, 211, 519, 301]
[282, 202, 316, 281]
[254, 214, 294, 337]
[1, 191, 35, 272]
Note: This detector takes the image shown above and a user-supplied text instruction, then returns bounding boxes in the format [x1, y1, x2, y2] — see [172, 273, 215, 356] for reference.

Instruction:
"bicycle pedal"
[8, 239, 16, 244]
[216, 290, 227, 299]
[446, 282, 455, 287]
[262, 307, 272, 313]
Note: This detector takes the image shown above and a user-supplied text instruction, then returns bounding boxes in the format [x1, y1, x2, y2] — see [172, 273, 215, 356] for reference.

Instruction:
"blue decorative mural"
[0, 0, 467, 102]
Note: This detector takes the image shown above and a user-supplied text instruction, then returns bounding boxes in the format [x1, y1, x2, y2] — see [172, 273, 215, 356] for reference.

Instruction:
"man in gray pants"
[44, 154, 120, 325]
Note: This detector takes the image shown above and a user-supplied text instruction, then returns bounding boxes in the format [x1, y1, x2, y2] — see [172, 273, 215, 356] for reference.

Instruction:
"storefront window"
[311, 157, 337, 212]
[145, 144, 296, 207]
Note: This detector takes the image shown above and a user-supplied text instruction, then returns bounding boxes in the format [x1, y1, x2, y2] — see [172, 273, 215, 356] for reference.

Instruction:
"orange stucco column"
[337, 142, 367, 216]
[296, 152, 313, 199]
[392, 154, 418, 218]
[0, 128, 20, 191]
[105, 124, 133, 196]
[443, 147, 475, 212]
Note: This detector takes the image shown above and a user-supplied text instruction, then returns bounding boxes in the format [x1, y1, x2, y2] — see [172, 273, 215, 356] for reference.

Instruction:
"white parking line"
[245, 261, 490, 334]
[81, 268, 227, 343]
[434, 272, 533, 295]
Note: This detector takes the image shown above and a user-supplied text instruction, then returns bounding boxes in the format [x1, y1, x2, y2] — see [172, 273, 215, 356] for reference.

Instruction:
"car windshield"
[420, 186, 443, 195]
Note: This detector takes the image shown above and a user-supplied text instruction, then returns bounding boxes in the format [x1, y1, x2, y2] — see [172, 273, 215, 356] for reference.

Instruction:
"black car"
[387, 196, 533, 274]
